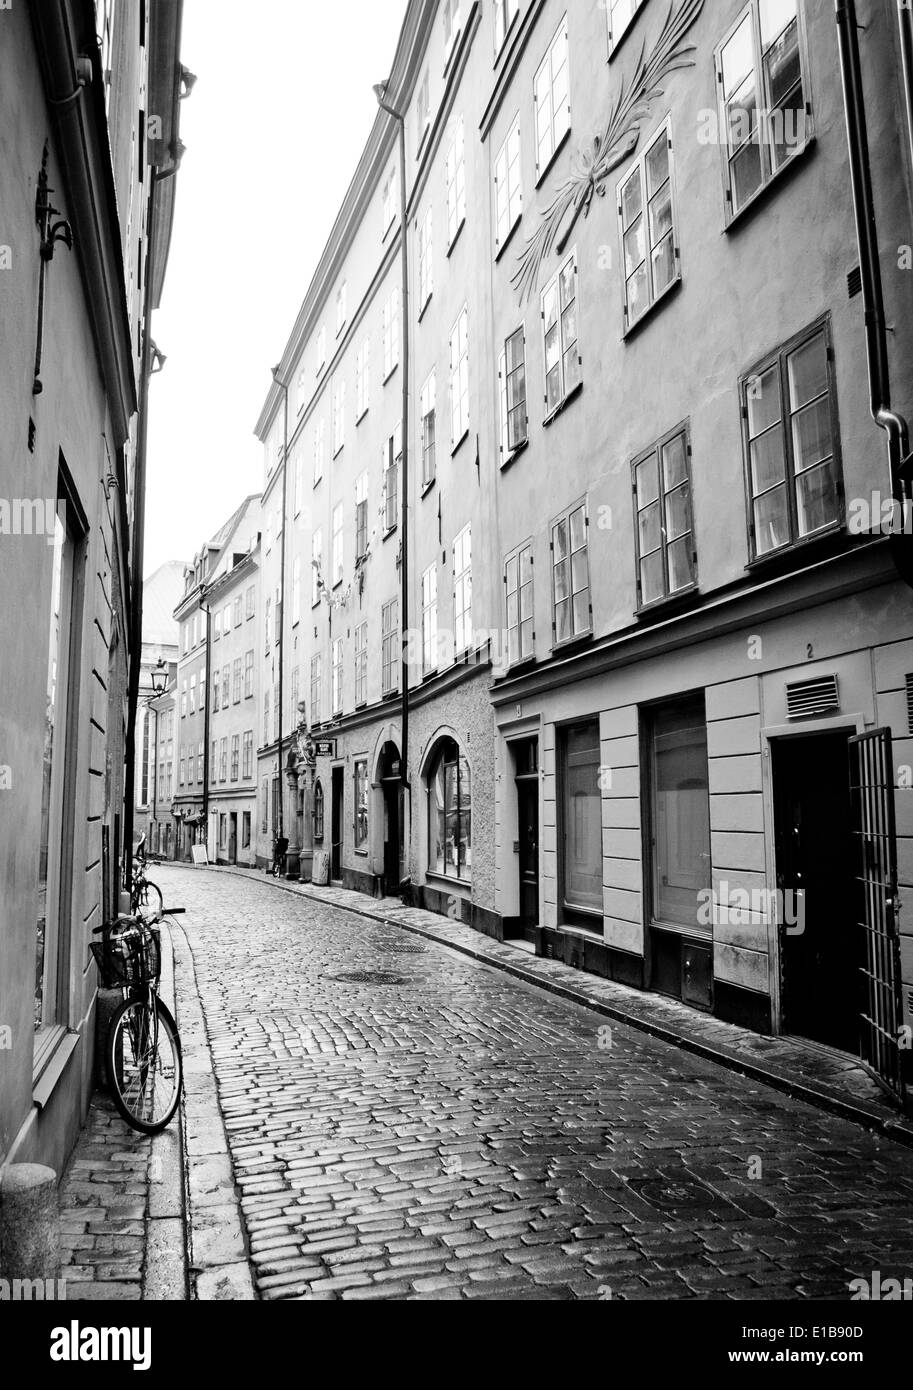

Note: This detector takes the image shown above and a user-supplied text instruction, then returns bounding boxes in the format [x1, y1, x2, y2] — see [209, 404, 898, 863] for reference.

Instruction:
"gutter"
[835, 0, 913, 588]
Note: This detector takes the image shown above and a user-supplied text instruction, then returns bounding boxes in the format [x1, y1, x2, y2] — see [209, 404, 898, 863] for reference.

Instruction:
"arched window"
[427, 738, 471, 879]
[313, 780, 324, 841]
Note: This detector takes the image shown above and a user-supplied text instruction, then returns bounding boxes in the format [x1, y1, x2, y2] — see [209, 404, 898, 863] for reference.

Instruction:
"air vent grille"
[906, 673, 913, 734]
[786, 674, 840, 719]
[847, 265, 862, 299]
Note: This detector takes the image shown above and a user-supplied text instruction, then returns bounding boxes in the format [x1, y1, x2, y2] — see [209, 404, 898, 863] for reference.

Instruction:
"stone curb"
[194, 864, 913, 1152]
[165, 913, 256, 1301]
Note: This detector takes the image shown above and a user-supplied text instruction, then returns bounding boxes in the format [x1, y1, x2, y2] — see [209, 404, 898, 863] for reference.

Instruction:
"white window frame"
[534, 15, 571, 180]
[331, 502, 344, 587]
[382, 598, 399, 696]
[495, 0, 520, 55]
[446, 116, 466, 248]
[292, 555, 301, 625]
[449, 306, 469, 447]
[505, 541, 534, 667]
[494, 118, 522, 253]
[311, 654, 322, 726]
[354, 621, 368, 707]
[417, 68, 431, 144]
[453, 525, 472, 656]
[383, 423, 402, 534]
[294, 448, 303, 516]
[421, 563, 438, 675]
[444, 0, 462, 60]
[332, 637, 344, 714]
[418, 207, 433, 312]
[332, 379, 345, 457]
[617, 120, 680, 330]
[606, 0, 646, 54]
[336, 281, 347, 337]
[421, 370, 437, 488]
[313, 417, 325, 486]
[355, 338, 370, 421]
[551, 498, 591, 645]
[541, 248, 581, 416]
[382, 163, 399, 236]
[355, 472, 369, 560]
[315, 325, 327, 376]
[498, 324, 528, 461]
[312, 529, 323, 606]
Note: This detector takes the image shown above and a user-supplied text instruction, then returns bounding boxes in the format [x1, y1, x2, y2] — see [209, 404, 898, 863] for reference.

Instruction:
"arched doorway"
[378, 741, 403, 895]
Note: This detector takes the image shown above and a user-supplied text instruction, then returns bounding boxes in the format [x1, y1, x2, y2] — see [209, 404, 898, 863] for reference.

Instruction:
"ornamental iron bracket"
[33, 140, 74, 395]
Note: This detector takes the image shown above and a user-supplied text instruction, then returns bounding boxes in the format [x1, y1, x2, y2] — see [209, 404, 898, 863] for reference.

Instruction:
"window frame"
[332, 637, 344, 715]
[426, 737, 472, 882]
[631, 421, 698, 612]
[446, 116, 466, 250]
[382, 598, 399, 696]
[383, 424, 402, 535]
[557, 718, 603, 931]
[504, 540, 534, 668]
[418, 206, 433, 313]
[617, 119, 681, 333]
[449, 305, 470, 448]
[311, 654, 322, 727]
[453, 524, 472, 657]
[355, 621, 368, 708]
[382, 288, 400, 381]
[355, 337, 370, 422]
[498, 324, 528, 463]
[540, 248, 581, 420]
[534, 14, 571, 182]
[550, 497, 591, 648]
[494, 117, 523, 255]
[494, 0, 520, 56]
[331, 502, 344, 587]
[606, 0, 646, 56]
[421, 563, 438, 675]
[739, 316, 843, 563]
[354, 760, 369, 850]
[421, 370, 437, 489]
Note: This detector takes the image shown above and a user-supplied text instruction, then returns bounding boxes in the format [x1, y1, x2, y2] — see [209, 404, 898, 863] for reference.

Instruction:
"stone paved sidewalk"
[204, 864, 913, 1145]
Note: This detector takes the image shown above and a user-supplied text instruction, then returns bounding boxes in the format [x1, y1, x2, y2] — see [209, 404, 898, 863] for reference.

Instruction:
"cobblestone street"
[146, 864, 913, 1301]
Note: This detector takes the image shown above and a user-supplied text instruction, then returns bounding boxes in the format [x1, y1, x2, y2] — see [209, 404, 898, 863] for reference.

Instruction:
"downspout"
[273, 376, 290, 848]
[201, 592, 212, 853]
[896, 0, 913, 191]
[835, 0, 913, 587]
[397, 113, 411, 814]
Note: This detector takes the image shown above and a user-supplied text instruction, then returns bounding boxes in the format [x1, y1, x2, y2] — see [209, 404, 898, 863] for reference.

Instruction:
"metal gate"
[848, 728, 906, 1106]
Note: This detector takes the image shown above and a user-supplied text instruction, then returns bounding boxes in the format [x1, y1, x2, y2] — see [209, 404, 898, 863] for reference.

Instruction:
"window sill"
[504, 653, 536, 676]
[724, 137, 816, 233]
[446, 218, 466, 259]
[551, 629, 593, 658]
[313, 477, 322, 489]
[451, 428, 470, 458]
[417, 123, 430, 161]
[332, 445, 344, 460]
[381, 218, 397, 246]
[607, 11, 643, 64]
[383, 364, 399, 387]
[417, 293, 432, 324]
[543, 378, 583, 427]
[422, 667, 438, 682]
[443, 30, 462, 80]
[332, 579, 343, 591]
[535, 125, 572, 190]
[336, 321, 347, 340]
[745, 519, 844, 573]
[494, 8, 520, 64]
[499, 437, 529, 471]
[426, 869, 470, 890]
[356, 407, 368, 427]
[33, 1028, 79, 1110]
[622, 272, 682, 342]
[635, 583, 701, 621]
[382, 687, 400, 701]
[382, 524, 398, 543]
[494, 214, 522, 264]
[421, 477, 436, 498]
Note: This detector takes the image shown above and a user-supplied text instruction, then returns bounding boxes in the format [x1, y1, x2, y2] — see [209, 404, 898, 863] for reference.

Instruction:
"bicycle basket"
[90, 925, 161, 989]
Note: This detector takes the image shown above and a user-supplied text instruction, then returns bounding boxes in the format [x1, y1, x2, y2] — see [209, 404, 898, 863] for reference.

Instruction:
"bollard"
[95, 988, 122, 1089]
[0, 1164, 59, 1282]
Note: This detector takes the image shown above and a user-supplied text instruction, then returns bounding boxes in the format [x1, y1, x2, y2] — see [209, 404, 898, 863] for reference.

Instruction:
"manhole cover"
[625, 1174, 720, 1212]
[325, 970, 409, 986]
[375, 939, 427, 954]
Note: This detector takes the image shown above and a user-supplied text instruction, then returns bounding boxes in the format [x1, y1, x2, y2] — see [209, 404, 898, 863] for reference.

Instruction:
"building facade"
[135, 559, 185, 846]
[253, 0, 913, 1105]
[172, 497, 260, 863]
[0, 0, 185, 1177]
[206, 537, 260, 866]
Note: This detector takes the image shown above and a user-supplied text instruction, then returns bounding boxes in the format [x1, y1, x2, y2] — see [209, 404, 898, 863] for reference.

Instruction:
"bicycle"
[270, 835, 289, 878]
[130, 836, 163, 921]
[90, 903, 185, 1134]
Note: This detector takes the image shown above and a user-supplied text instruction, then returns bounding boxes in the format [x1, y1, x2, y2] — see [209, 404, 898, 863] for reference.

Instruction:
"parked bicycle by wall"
[270, 834, 289, 878]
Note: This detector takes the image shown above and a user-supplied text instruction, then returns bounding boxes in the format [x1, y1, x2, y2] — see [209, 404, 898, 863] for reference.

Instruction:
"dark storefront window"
[649, 697, 711, 929]
[427, 738, 471, 880]
[559, 720, 602, 929]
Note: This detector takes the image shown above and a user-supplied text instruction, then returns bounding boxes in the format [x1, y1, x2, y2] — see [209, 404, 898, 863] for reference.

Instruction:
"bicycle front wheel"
[136, 879, 164, 922]
[107, 996, 182, 1134]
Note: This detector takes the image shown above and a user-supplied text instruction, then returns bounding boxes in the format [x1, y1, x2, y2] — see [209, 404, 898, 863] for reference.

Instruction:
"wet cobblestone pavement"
[160, 863, 913, 1301]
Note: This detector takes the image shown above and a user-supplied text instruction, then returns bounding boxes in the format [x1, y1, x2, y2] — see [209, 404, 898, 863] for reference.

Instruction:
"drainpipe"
[835, 0, 913, 586]
[201, 591, 212, 856]
[897, 0, 913, 190]
[271, 370, 290, 851]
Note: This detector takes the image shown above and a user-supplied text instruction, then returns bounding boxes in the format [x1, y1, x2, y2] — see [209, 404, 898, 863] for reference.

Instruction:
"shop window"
[558, 720, 602, 930]
[427, 737, 471, 880]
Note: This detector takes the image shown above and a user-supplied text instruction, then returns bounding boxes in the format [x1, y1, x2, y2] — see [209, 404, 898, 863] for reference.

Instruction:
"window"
[242, 811, 251, 848]
[558, 721, 601, 928]
[716, 0, 809, 220]
[264, 596, 271, 654]
[619, 124, 678, 328]
[421, 371, 436, 487]
[742, 322, 840, 558]
[382, 289, 400, 379]
[336, 281, 347, 337]
[446, 117, 466, 247]
[292, 555, 301, 625]
[313, 780, 325, 840]
[265, 516, 273, 554]
[428, 738, 471, 879]
[199, 674, 205, 712]
[229, 659, 239, 705]
[189, 674, 196, 714]
[331, 502, 344, 585]
[244, 649, 254, 698]
[273, 588, 281, 644]
[311, 654, 322, 727]
[210, 740, 218, 781]
[180, 680, 187, 718]
[444, 0, 462, 58]
[233, 595, 242, 628]
[197, 740, 204, 783]
[313, 418, 325, 485]
[315, 324, 327, 375]
[606, 0, 645, 52]
[35, 490, 83, 1036]
[417, 68, 431, 143]
[505, 542, 534, 666]
[290, 666, 300, 728]
[332, 379, 345, 456]
[453, 525, 472, 655]
[261, 777, 269, 833]
[355, 761, 369, 849]
[648, 696, 711, 930]
[418, 207, 433, 311]
[242, 730, 253, 780]
[179, 748, 185, 786]
[273, 682, 279, 740]
[312, 529, 323, 606]
[633, 424, 696, 606]
[219, 737, 228, 783]
[332, 638, 343, 714]
[231, 735, 240, 782]
[263, 689, 270, 744]
[422, 563, 438, 674]
[355, 622, 368, 707]
[542, 251, 580, 415]
[449, 306, 469, 445]
[246, 585, 255, 619]
[294, 449, 303, 516]
[222, 665, 230, 706]
[212, 671, 220, 712]
[383, 424, 402, 533]
[382, 598, 399, 695]
[494, 120, 522, 251]
[499, 326, 528, 459]
[351, 473, 368, 562]
[355, 338, 370, 420]
[552, 500, 590, 643]
[214, 609, 222, 641]
[534, 15, 570, 178]
[382, 163, 398, 236]
[495, 0, 519, 54]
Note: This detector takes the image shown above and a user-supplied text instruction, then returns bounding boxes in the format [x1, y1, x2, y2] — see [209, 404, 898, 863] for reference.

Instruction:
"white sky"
[143, 0, 409, 576]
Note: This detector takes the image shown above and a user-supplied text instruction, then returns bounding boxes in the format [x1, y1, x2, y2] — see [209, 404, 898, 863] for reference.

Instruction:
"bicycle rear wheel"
[107, 996, 182, 1133]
